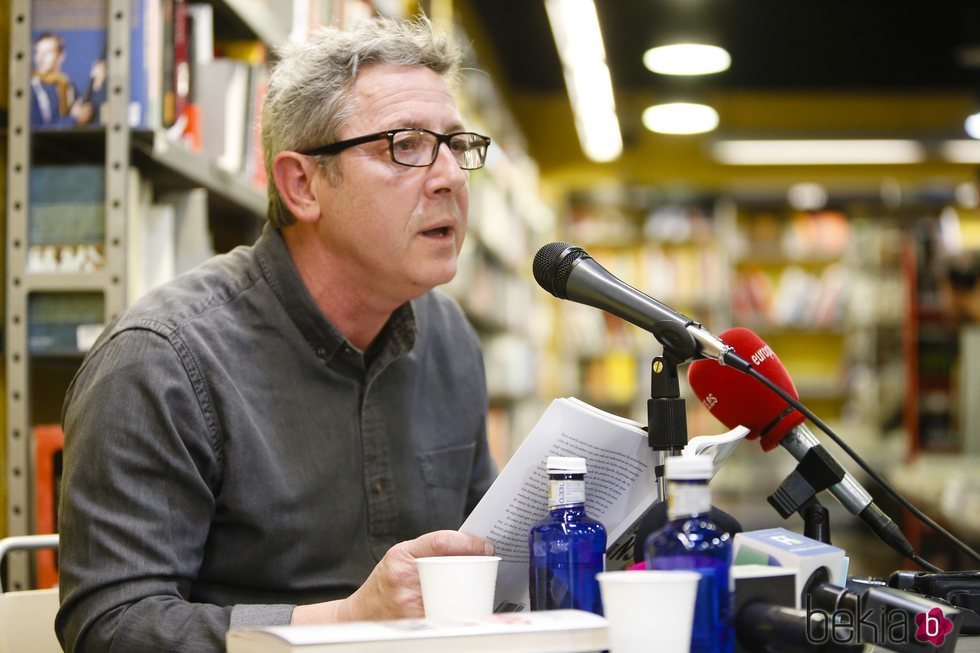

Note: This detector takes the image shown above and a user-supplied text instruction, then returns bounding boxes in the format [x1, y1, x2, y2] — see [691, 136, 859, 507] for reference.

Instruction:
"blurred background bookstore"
[3, 0, 980, 588]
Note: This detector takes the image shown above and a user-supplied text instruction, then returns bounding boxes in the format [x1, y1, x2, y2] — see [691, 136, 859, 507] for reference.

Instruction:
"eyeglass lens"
[391, 130, 487, 169]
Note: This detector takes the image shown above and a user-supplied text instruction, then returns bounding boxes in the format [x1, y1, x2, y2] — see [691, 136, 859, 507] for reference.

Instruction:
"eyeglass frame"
[299, 128, 492, 170]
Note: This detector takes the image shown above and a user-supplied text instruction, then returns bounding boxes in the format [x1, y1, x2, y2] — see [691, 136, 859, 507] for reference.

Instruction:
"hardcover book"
[227, 609, 608, 653]
[27, 164, 106, 274]
[30, 0, 151, 129]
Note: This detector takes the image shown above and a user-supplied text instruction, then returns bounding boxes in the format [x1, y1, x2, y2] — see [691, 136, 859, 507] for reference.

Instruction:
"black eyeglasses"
[301, 128, 491, 170]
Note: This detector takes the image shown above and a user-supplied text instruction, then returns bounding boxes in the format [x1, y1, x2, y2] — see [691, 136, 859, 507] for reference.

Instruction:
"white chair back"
[0, 534, 61, 653]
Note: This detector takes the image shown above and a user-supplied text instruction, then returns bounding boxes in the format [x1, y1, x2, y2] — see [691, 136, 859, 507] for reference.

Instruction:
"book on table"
[226, 609, 608, 653]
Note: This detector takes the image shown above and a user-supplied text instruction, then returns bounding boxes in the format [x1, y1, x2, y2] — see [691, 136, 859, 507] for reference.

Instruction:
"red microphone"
[687, 327, 915, 558]
[688, 327, 804, 451]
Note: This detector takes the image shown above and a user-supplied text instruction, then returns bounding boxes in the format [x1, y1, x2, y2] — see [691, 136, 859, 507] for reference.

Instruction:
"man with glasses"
[57, 17, 497, 653]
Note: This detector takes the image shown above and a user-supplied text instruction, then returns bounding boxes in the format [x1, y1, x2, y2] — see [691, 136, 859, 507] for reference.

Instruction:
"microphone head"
[532, 242, 588, 299]
[687, 327, 804, 451]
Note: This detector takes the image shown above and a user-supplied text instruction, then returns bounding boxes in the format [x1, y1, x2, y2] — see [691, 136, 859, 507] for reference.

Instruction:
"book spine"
[161, 0, 175, 126]
[128, 0, 149, 127]
[172, 0, 189, 124]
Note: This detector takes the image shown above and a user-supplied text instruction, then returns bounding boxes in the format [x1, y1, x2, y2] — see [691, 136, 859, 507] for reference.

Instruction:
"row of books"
[731, 263, 850, 329]
[26, 164, 216, 354]
[731, 210, 852, 262]
[30, 0, 267, 182]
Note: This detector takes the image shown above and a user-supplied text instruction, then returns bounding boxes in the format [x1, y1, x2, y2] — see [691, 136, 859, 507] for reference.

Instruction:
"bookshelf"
[441, 24, 556, 469]
[4, 0, 554, 589]
[3, 0, 283, 589]
[902, 205, 980, 457]
[538, 190, 734, 438]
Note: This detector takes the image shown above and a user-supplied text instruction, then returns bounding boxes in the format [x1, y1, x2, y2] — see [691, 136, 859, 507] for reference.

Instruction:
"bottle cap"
[665, 454, 713, 480]
[546, 456, 587, 474]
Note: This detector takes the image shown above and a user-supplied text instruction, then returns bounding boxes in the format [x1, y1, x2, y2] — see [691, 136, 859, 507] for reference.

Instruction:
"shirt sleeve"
[56, 329, 294, 653]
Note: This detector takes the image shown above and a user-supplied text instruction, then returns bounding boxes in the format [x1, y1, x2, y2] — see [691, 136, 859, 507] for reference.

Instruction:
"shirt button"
[316, 346, 327, 357]
[372, 480, 383, 495]
[343, 346, 353, 355]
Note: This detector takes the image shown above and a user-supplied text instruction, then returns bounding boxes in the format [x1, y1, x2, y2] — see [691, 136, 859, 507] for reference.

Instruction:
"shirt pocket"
[417, 442, 476, 531]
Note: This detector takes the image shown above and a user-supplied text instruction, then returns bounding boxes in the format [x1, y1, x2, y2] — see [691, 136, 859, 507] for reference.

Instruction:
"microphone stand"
[800, 497, 832, 545]
[647, 349, 690, 499]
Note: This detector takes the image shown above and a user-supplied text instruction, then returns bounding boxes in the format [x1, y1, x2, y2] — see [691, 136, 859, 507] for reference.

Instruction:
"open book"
[460, 397, 748, 612]
[226, 609, 608, 653]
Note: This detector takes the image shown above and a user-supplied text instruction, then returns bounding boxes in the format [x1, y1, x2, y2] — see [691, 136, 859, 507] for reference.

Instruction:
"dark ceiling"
[466, 0, 980, 95]
[455, 1, 980, 189]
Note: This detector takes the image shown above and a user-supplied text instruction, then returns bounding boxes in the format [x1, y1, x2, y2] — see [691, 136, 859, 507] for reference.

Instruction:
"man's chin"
[411, 264, 458, 293]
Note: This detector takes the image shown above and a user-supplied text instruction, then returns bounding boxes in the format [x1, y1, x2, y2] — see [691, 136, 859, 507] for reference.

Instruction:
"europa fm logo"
[914, 607, 955, 646]
[806, 596, 955, 647]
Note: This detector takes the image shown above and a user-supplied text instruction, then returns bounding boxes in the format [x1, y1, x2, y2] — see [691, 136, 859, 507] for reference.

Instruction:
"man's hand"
[291, 530, 494, 624]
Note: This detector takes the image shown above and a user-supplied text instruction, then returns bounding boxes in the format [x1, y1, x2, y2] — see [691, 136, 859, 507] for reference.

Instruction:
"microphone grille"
[533, 242, 575, 298]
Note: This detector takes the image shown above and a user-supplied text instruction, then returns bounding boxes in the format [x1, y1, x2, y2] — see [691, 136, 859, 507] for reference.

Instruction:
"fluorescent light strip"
[942, 140, 980, 163]
[545, 0, 623, 162]
[712, 139, 925, 165]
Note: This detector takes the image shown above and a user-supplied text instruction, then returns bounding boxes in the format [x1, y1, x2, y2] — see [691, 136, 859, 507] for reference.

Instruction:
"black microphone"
[532, 242, 749, 368]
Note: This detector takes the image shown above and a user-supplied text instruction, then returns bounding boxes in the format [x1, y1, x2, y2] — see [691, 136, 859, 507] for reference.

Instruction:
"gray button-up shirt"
[56, 227, 496, 653]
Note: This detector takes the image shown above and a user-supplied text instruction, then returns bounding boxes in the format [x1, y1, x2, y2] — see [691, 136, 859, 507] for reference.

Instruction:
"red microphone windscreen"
[687, 327, 804, 451]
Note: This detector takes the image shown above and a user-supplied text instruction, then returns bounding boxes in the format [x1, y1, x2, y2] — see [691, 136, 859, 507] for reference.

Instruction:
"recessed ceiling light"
[787, 183, 829, 211]
[965, 112, 980, 139]
[643, 43, 731, 75]
[642, 102, 719, 135]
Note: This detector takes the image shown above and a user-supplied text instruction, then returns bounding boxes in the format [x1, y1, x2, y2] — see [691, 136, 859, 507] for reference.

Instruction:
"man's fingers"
[403, 530, 494, 559]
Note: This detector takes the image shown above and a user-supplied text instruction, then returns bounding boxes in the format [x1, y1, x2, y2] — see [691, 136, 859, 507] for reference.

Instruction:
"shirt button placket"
[362, 381, 398, 560]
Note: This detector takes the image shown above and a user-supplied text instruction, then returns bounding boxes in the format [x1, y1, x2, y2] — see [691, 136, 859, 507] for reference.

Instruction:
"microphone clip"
[647, 354, 689, 456]
[768, 446, 848, 544]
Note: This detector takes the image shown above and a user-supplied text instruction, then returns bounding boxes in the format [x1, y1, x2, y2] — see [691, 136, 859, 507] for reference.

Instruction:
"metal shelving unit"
[4, 0, 282, 589]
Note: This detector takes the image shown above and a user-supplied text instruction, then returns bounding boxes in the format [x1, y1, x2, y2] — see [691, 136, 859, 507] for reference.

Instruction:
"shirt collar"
[254, 225, 417, 365]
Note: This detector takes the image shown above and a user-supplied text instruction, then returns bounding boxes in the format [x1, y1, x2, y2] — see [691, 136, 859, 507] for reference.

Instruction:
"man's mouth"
[422, 226, 453, 238]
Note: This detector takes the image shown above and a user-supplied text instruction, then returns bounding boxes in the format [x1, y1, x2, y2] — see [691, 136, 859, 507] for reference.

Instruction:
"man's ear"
[272, 152, 324, 223]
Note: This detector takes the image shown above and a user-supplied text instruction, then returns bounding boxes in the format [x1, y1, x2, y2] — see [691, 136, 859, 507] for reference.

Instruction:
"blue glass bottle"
[529, 456, 607, 615]
[644, 454, 733, 653]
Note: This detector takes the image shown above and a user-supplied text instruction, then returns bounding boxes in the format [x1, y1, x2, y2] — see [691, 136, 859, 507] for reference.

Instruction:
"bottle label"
[667, 482, 711, 519]
[548, 479, 585, 508]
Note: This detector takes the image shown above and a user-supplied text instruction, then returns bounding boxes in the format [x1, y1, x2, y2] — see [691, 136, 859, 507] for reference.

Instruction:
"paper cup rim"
[597, 569, 701, 584]
[416, 555, 502, 564]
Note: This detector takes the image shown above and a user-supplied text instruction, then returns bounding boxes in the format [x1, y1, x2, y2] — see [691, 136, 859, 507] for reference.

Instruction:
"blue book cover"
[28, 165, 106, 245]
[30, 0, 149, 129]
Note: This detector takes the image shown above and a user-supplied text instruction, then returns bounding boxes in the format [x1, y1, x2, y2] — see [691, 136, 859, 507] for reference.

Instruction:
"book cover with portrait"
[30, 0, 154, 129]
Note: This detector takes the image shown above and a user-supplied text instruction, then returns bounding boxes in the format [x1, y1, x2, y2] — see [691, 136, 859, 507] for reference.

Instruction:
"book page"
[682, 425, 750, 476]
[460, 398, 663, 612]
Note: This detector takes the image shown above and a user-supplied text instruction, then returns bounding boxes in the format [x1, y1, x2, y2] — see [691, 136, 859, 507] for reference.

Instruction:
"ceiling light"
[545, 0, 623, 162]
[942, 140, 980, 163]
[787, 183, 828, 211]
[966, 112, 980, 139]
[956, 182, 980, 209]
[642, 102, 719, 135]
[643, 43, 731, 75]
[711, 140, 925, 165]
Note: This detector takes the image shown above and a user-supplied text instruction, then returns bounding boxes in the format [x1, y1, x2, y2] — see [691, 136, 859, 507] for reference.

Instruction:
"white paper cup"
[416, 555, 501, 620]
[598, 569, 701, 653]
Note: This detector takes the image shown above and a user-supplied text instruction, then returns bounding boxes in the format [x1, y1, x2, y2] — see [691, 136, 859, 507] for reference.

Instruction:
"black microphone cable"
[745, 365, 980, 570]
